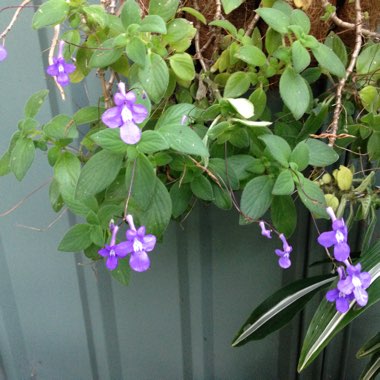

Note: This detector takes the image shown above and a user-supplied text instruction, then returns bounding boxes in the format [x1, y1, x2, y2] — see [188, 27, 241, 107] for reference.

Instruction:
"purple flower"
[98, 222, 128, 270]
[326, 267, 354, 313]
[101, 82, 148, 145]
[46, 40, 76, 87]
[0, 45, 7, 62]
[116, 214, 157, 272]
[338, 262, 371, 307]
[259, 221, 272, 239]
[275, 233, 292, 269]
[317, 207, 350, 262]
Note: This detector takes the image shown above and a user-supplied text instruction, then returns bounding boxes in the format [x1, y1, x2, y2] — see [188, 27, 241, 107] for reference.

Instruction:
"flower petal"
[137, 226, 146, 237]
[114, 92, 125, 106]
[336, 296, 350, 313]
[317, 230, 336, 248]
[142, 234, 156, 252]
[126, 228, 137, 240]
[114, 241, 133, 257]
[63, 62, 76, 74]
[102, 107, 123, 128]
[46, 63, 59, 76]
[120, 122, 142, 145]
[326, 288, 339, 302]
[275, 249, 284, 257]
[129, 251, 150, 272]
[0, 45, 7, 61]
[334, 242, 350, 262]
[359, 272, 372, 289]
[132, 104, 148, 124]
[278, 256, 291, 269]
[106, 255, 118, 270]
[98, 247, 110, 257]
[338, 277, 354, 294]
[353, 287, 368, 307]
[124, 91, 136, 103]
[57, 72, 70, 87]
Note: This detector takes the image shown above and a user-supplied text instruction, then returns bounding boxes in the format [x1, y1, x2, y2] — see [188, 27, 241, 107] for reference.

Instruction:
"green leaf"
[279, 66, 310, 120]
[292, 40, 310, 73]
[311, 42, 346, 77]
[43, 114, 78, 140]
[170, 182, 192, 218]
[83, 5, 108, 29]
[298, 242, 380, 372]
[138, 53, 169, 103]
[359, 86, 380, 113]
[140, 15, 167, 34]
[148, 0, 179, 21]
[138, 178, 172, 236]
[249, 87, 267, 120]
[265, 27, 282, 55]
[325, 32, 347, 67]
[224, 72, 251, 98]
[164, 19, 196, 52]
[120, 0, 141, 29]
[305, 139, 339, 167]
[208, 158, 239, 190]
[89, 39, 123, 68]
[225, 98, 254, 119]
[0, 151, 11, 176]
[209, 20, 237, 37]
[137, 130, 169, 153]
[155, 103, 197, 129]
[290, 141, 309, 170]
[272, 170, 294, 195]
[73, 106, 104, 126]
[49, 178, 64, 212]
[290, 9, 310, 34]
[357, 332, 380, 359]
[240, 175, 274, 220]
[191, 175, 214, 201]
[125, 37, 147, 67]
[125, 154, 156, 210]
[180, 7, 207, 24]
[256, 8, 290, 34]
[111, 258, 131, 286]
[359, 352, 380, 380]
[212, 184, 232, 210]
[58, 224, 93, 252]
[91, 129, 129, 154]
[160, 124, 209, 157]
[235, 45, 267, 67]
[169, 53, 195, 81]
[18, 118, 39, 134]
[54, 151, 81, 198]
[271, 195, 296, 237]
[10, 137, 35, 181]
[296, 176, 327, 217]
[221, 0, 245, 14]
[259, 134, 291, 167]
[76, 150, 124, 198]
[357, 44, 380, 75]
[232, 275, 334, 346]
[32, 0, 69, 29]
[24, 89, 49, 118]
[368, 132, 380, 160]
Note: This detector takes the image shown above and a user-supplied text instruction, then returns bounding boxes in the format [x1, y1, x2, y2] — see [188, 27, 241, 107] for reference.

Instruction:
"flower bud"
[321, 173, 332, 185]
[335, 165, 353, 191]
[324, 194, 339, 212]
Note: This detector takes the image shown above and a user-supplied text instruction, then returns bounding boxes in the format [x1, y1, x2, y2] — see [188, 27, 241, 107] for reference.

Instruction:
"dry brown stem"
[327, 0, 363, 147]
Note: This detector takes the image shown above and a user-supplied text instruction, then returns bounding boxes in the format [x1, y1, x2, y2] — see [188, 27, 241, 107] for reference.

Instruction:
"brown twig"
[0, 0, 32, 40]
[214, 0, 222, 21]
[98, 69, 112, 107]
[326, 0, 363, 147]
[321, 0, 380, 40]
[48, 25, 66, 101]
[245, 12, 260, 37]
[193, 0, 208, 73]
[15, 208, 68, 231]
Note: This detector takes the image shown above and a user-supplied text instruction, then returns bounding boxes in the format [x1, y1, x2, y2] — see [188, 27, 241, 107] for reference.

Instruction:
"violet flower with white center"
[46, 41, 76, 87]
[275, 233, 292, 269]
[259, 221, 272, 239]
[116, 214, 157, 272]
[326, 267, 355, 313]
[338, 262, 371, 307]
[0, 45, 7, 61]
[98, 223, 128, 271]
[317, 207, 350, 262]
[101, 82, 148, 145]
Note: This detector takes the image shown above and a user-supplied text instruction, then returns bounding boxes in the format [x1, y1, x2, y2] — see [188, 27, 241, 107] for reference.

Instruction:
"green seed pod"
[321, 173, 332, 184]
[335, 165, 353, 191]
[324, 194, 339, 212]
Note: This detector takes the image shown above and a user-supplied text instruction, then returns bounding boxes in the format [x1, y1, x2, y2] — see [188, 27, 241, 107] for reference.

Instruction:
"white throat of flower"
[133, 239, 143, 253]
[121, 106, 133, 123]
[335, 230, 345, 243]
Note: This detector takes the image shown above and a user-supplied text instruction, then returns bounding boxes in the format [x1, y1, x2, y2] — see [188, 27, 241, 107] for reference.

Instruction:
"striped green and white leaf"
[360, 353, 380, 380]
[298, 242, 380, 372]
[231, 275, 334, 347]
[357, 332, 380, 359]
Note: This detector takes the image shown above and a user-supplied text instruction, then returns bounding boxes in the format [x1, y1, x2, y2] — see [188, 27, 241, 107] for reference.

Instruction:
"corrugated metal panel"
[0, 3, 379, 379]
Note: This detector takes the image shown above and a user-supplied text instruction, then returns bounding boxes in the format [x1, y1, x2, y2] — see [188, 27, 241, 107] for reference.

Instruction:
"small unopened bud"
[321, 173, 332, 185]
[324, 194, 339, 212]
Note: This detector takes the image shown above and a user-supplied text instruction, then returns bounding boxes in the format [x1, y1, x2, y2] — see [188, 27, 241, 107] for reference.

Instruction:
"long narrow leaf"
[360, 353, 380, 380]
[298, 242, 380, 372]
[232, 275, 334, 347]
